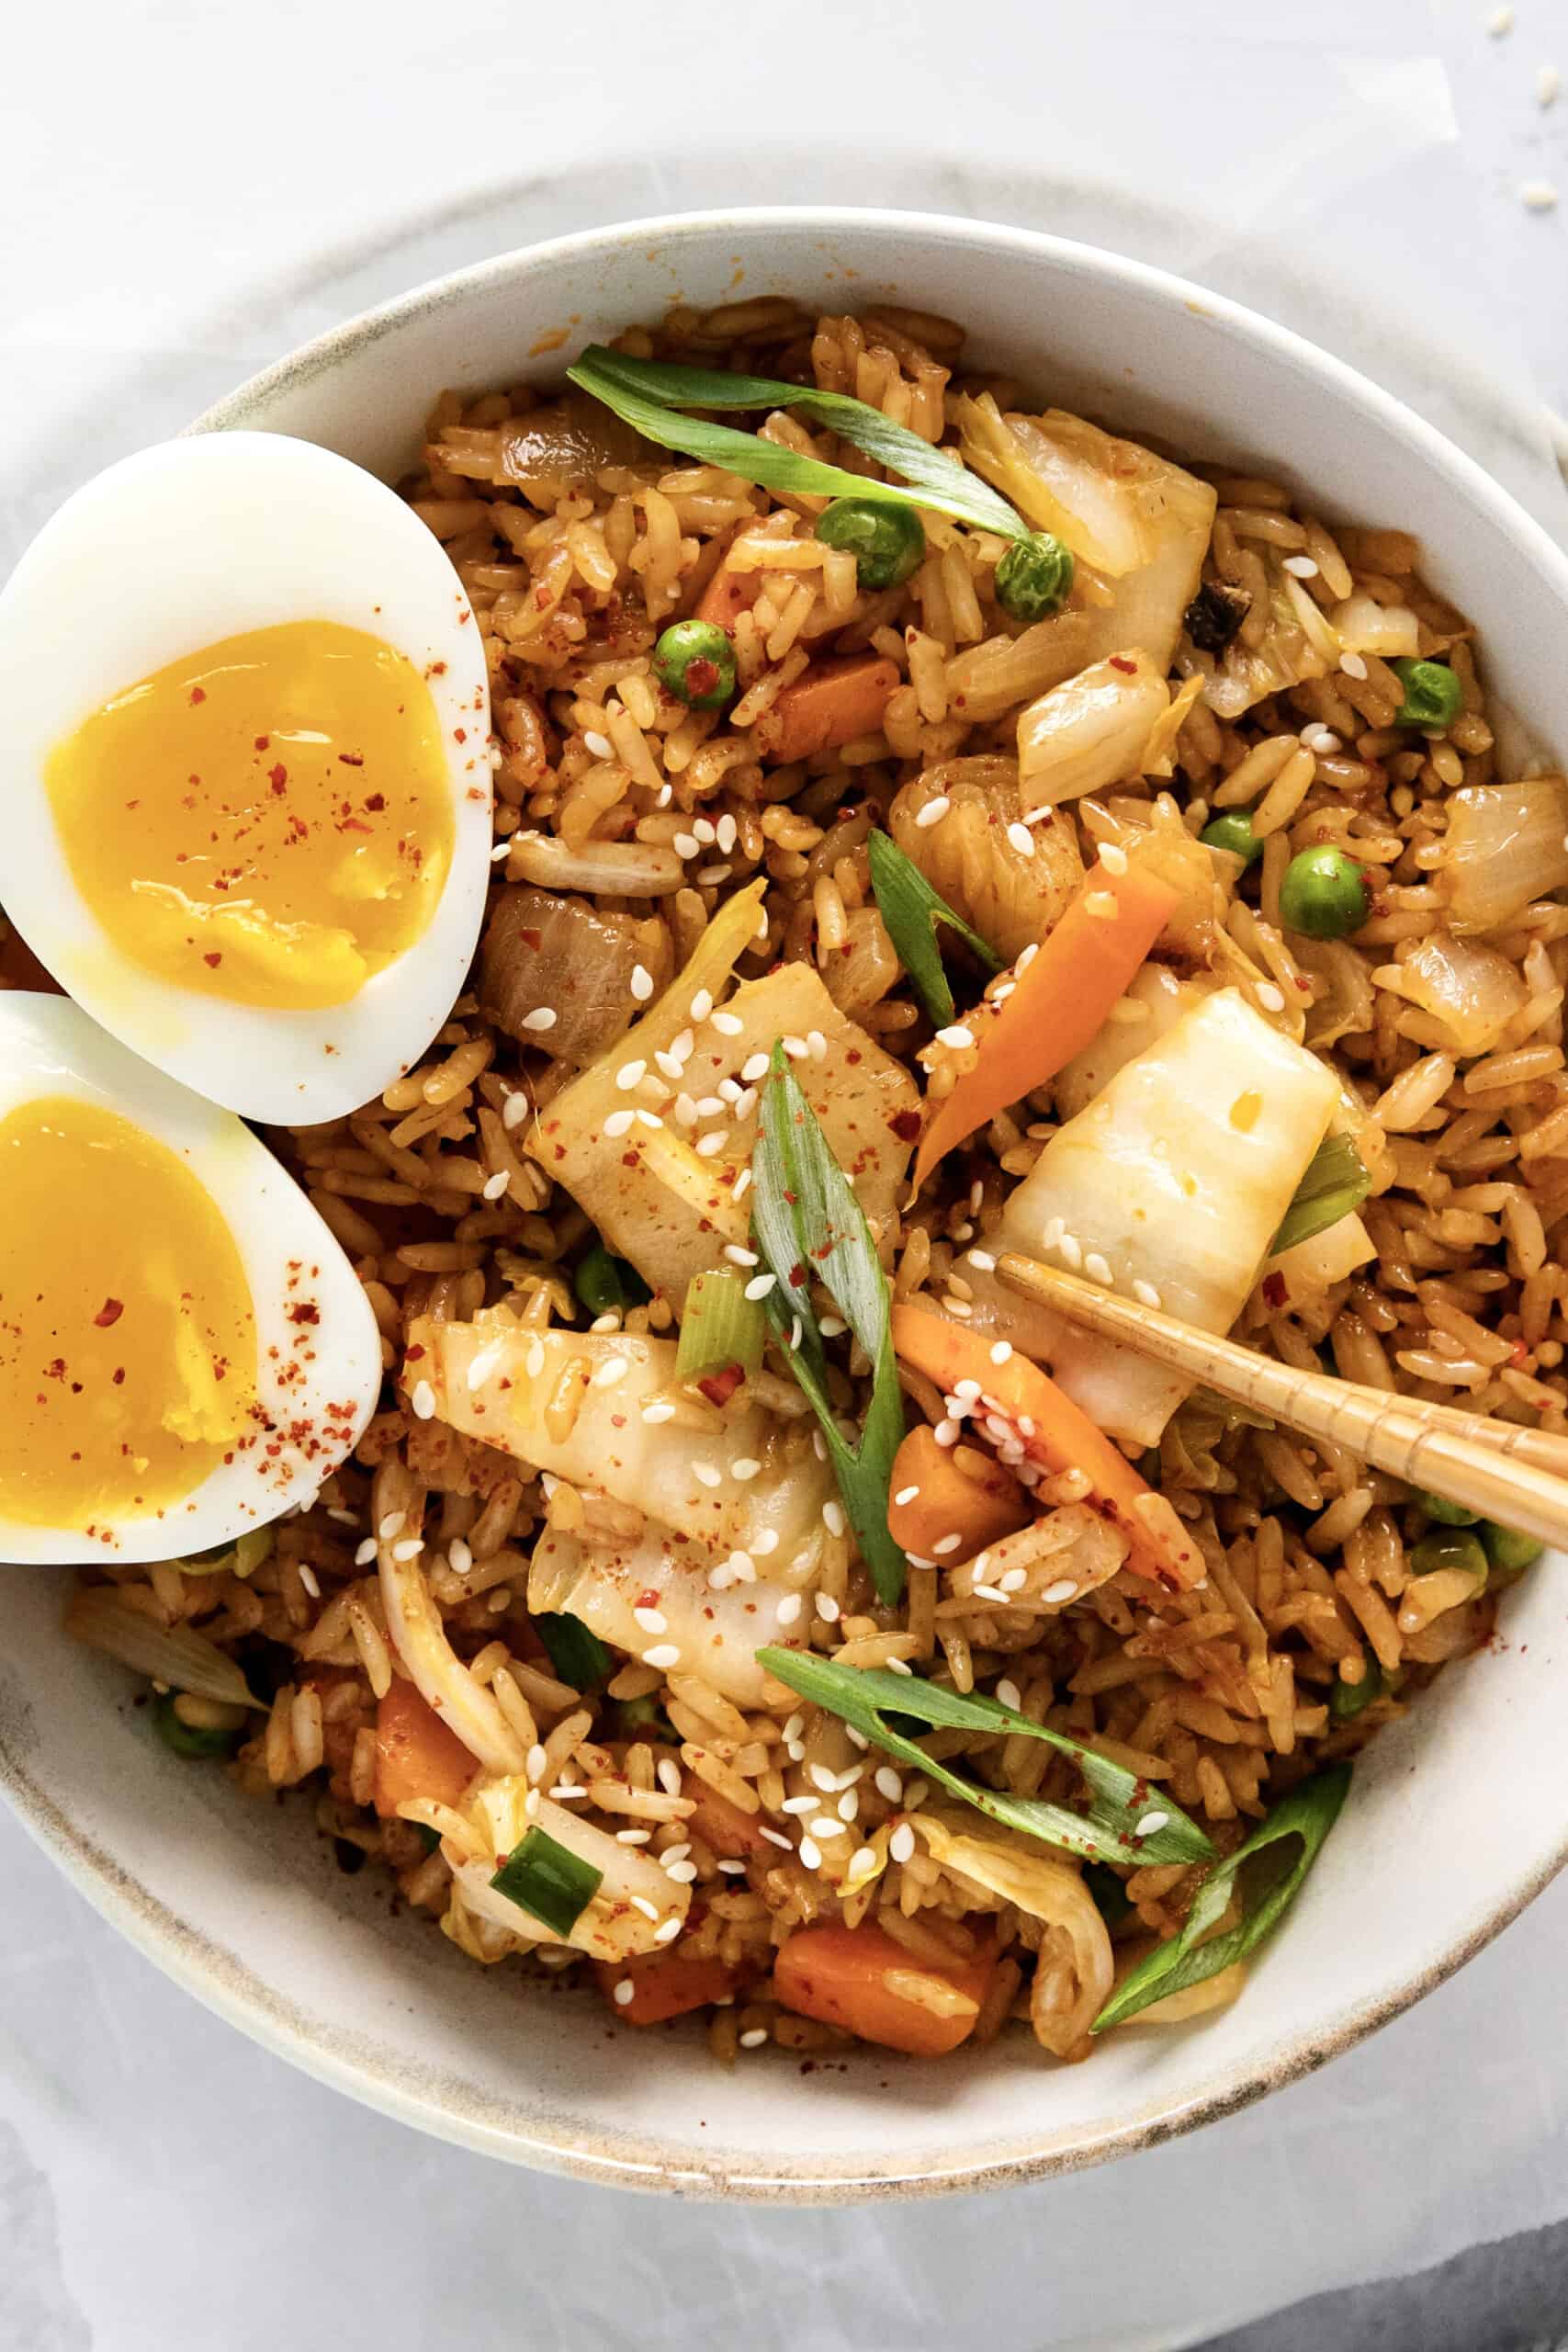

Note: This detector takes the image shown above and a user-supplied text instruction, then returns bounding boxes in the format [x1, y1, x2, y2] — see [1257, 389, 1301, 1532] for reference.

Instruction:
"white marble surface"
[4, 3, 1568, 2346]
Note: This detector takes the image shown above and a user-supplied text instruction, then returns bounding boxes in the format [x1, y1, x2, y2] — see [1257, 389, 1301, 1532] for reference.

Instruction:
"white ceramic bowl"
[6, 208, 1568, 2200]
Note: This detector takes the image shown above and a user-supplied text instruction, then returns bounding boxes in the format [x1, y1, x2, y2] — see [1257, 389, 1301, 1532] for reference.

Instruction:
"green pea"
[1279, 845, 1370, 940]
[1390, 657, 1463, 732]
[1409, 1528, 1489, 1588]
[1481, 1521, 1545, 1577]
[573, 1243, 649, 1318]
[1200, 811, 1263, 867]
[994, 531, 1075, 623]
[1416, 1490, 1480, 1527]
[153, 1692, 239, 1760]
[652, 618, 738, 709]
[1329, 1652, 1382, 1723]
[814, 497, 926, 591]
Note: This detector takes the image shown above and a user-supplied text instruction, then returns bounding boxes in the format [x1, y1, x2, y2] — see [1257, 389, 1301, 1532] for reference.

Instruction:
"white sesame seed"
[1339, 650, 1369, 681]
[467, 1340, 504, 1391]
[822, 1498, 847, 1539]
[688, 817, 714, 846]
[663, 1859, 698, 1884]
[1520, 177, 1559, 210]
[1538, 62, 1561, 105]
[524, 1788, 540, 1819]
[642, 1644, 682, 1670]
[732, 1456, 761, 1481]
[654, 1915, 683, 1944]
[935, 1023, 975, 1049]
[816, 1591, 841, 1623]
[671, 1092, 698, 1128]
[583, 729, 615, 759]
[635, 1109, 662, 1132]
[1257, 981, 1286, 1012]
[995, 1679, 1021, 1711]
[1043, 1577, 1077, 1605]
[809, 1764, 838, 1792]
[798, 1836, 823, 1870]
[953, 1378, 982, 1402]
[886, 1657, 913, 1676]
[694, 1130, 728, 1159]
[803, 1028, 827, 1064]
[521, 1007, 558, 1037]
[1282, 554, 1319, 579]
[1058, 1234, 1083, 1272]
[481, 1170, 511, 1201]
[602, 1108, 635, 1142]
[1488, 3, 1513, 30]
[613, 1977, 635, 2006]
[717, 1077, 742, 1105]
[672, 831, 700, 859]
[525, 1339, 546, 1379]
[630, 964, 655, 1002]
[988, 1339, 1013, 1366]
[378, 1511, 406, 1541]
[716, 1858, 747, 1876]
[848, 1847, 878, 1879]
[776, 1592, 804, 1624]
[632, 1606, 668, 1634]
[966, 1249, 997, 1272]
[894, 1484, 919, 1507]
[738, 2026, 769, 2049]
[759, 1827, 793, 1853]
[1015, 942, 1039, 972]
[889, 1823, 916, 1863]
[724, 1243, 761, 1267]
[740, 1053, 770, 1083]
[615, 1059, 647, 1091]
[933, 1419, 959, 1448]
[782, 1035, 809, 1060]
[593, 1356, 630, 1389]
[446, 1537, 473, 1577]
[693, 1462, 723, 1488]
[641, 1399, 676, 1425]
[791, 1316, 804, 1351]
[410, 1381, 436, 1421]
[931, 1533, 963, 1556]
[743, 1273, 776, 1301]
[998, 1566, 1028, 1593]
[972, 1583, 1009, 1604]
[1133, 1278, 1163, 1309]
[782, 1793, 819, 1815]
[1135, 1810, 1171, 1838]
[752, 1529, 780, 1555]
[1085, 1252, 1112, 1285]
[874, 1766, 903, 1803]
[716, 814, 739, 856]
[354, 1537, 378, 1566]
[551, 1782, 585, 1803]
[710, 1010, 744, 1035]
[525, 1741, 547, 1782]
[1100, 842, 1129, 876]
[1007, 820, 1034, 857]
[810, 1818, 847, 1841]
[657, 1759, 682, 1797]
[915, 795, 950, 828]
[391, 1536, 424, 1561]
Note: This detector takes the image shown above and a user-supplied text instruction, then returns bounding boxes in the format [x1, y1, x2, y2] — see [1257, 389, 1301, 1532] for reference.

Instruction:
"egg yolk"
[45, 619, 454, 1010]
[0, 1097, 257, 1530]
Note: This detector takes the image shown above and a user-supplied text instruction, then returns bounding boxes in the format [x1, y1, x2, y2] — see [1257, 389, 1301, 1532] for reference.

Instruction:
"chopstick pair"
[998, 1253, 1568, 1555]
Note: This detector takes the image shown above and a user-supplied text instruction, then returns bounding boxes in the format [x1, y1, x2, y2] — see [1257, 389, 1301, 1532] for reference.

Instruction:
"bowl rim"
[13, 201, 1568, 2199]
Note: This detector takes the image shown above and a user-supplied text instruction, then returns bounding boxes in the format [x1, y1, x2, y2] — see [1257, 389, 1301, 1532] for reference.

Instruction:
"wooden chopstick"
[998, 1252, 1568, 1555]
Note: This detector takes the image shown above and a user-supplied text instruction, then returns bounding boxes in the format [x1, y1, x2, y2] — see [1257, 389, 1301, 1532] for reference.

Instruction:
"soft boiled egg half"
[0, 432, 492, 1125]
[0, 992, 383, 1565]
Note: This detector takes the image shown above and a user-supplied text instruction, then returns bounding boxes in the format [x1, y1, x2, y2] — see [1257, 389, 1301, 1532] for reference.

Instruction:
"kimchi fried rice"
[36, 294, 1568, 2065]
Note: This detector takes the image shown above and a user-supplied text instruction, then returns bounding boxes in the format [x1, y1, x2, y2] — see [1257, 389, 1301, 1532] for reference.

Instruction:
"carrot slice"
[683, 1778, 775, 1860]
[891, 1304, 1203, 1590]
[912, 857, 1177, 1189]
[886, 1425, 1031, 1565]
[751, 654, 899, 764]
[773, 1920, 996, 2057]
[373, 1679, 479, 1818]
[594, 1950, 743, 2026]
[693, 563, 761, 633]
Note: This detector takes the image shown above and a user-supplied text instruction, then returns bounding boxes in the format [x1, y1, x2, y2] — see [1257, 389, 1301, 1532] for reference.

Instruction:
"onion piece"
[1016, 650, 1169, 808]
[1438, 775, 1568, 933]
[1267, 1211, 1377, 1301]
[1382, 930, 1527, 1055]
[506, 832, 685, 897]
[373, 1464, 525, 1777]
[64, 1587, 262, 1709]
[889, 754, 1083, 964]
[530, 1527, 805, 1709]
[1327, 590, 1419, 660]
[479, 887, 668, 1067]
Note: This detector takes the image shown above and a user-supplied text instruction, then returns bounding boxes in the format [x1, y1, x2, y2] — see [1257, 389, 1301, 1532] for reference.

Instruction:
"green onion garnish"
[534, 1612, 612, 1690]
[1092, 1763, 1350, 2030]
[572, 1243, 649, 1319]
[757, 1648, 1216, 1869]
[1270, 1132, 1372, 1256]
[674, 1265, 768, 1383]
[750, 1042, 908, 1604]
[490, 1826, 603, 1940]
[567, 348, 1031, 543]
[865, 828, 1002, 1026]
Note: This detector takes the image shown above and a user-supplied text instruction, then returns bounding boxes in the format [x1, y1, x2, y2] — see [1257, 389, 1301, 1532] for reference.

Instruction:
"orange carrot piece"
[912, 857, 1177, 1189]
[373, 1679, 479, 1818]
[751, 654, 899, 764]
[594, 1949, 743, 2026]
[693, 563, 761, 633]
[891, 1305, 1203, 1590]
[886, 1425, 1032, 1565]
[773, 1920, 996, 2057]
[684, 1778, 775, 1860]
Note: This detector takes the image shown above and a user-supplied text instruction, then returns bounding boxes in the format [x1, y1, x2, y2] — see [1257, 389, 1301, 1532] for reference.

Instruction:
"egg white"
[0, 433, 493, 1125]
[0, 993, 384, 1566]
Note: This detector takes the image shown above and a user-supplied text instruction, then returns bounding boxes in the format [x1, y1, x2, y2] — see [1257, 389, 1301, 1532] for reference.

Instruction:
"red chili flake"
[45, 1357, 66, 1380]
[454, 727, 467, 743]
[685, 657, 720, 698]
[338, 751, 364, 766]
[268, 763, 288, 792]
[430, 661, 447, 675]
[1261, 1272, 1288, 1309]
[288, 1302, 321, 1326]
[112, 1367, 125, 1385]
[520, 928, 543, 950]
[188, 685, 207, 705]
[203, 952, 223, 967]
[888, 1107, 921, 1142]
[404, 1342, 426, 1362]
[697, 1363, 745, 1408]
[622, 1152, 640, 1168]
[789, 1261, 807, 1288]
[254, 734, 270, 750]
[339, 817, 372, 834]
[94, 1297, 124, 1328]
[364, 791, 385, 811]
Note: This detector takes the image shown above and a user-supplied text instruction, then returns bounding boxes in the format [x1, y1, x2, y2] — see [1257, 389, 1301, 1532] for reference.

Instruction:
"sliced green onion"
[750, 1043, 908, 1604]
[152, 1692, 240, 1759]
[567, 348, 1030, 541]
[573, 1243, 649, 1318]
[1093, 1764, 1350, 2030]
[675, 1265, 768, 1381]
[758, 1648, 1215, 1869]
[1270, 1132, 1372, 1255]
[1329, 1653, 1382, 1724]
[865, 828, 1002, 1027]
[490, 1826, 603, 1939]
[534, 1612, 612, 1690]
